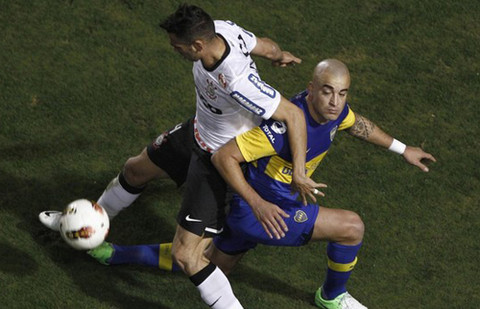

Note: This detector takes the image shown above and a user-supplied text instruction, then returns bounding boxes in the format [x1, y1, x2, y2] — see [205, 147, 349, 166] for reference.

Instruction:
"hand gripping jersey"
[235, 90, 356, 205]
[193, 20, 281, 152]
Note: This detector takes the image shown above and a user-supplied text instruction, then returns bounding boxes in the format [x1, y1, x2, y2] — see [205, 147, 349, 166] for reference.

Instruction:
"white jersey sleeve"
[221, 20, 258, 52]
[193, 20, 281, 152]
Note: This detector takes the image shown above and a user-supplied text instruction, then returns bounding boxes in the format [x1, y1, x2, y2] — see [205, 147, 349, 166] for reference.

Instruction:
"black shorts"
[146, 117, 229, 237]
[146, 118, 194, 187]
[176, 143, 229, 237]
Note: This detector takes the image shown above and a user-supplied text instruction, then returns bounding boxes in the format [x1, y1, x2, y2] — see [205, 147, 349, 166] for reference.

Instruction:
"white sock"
[97, 175, 141, 219]
[195, 264, 243, 309]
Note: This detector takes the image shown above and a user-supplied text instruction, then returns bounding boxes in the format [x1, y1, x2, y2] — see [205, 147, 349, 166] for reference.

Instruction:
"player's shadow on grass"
[2, 165, 317, 307]
[0, 242, 38, 276]
[1, 167, 181, 309]
[233, 264, 313, 305]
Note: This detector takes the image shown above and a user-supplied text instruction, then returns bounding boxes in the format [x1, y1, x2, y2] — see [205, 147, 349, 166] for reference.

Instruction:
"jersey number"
[200, 93, 223, 115]
[238, 34, 250, 57]
[203, 102, 222, 115]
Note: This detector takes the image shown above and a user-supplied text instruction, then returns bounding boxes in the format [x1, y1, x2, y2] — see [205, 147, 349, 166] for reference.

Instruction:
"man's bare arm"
[348, 112, 436, 171]
[211, 139, 290, 239]
[251, 37, 301, 67]
[348, 113, 391, 146]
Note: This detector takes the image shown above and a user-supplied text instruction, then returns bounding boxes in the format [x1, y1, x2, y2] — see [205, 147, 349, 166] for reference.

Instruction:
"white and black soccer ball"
[59, 199, 110, 250]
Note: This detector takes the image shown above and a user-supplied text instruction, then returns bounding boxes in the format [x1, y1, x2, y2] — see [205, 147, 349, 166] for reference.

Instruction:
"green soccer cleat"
[87, 241, 114, 265]
[315, 286, 367, 309]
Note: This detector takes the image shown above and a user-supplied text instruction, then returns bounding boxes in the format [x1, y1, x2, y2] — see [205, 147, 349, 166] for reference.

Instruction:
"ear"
[307, 81, 313, 93]
[306, 81, 314, 100]
[191, 40, 205, 53]
[307, 81, 313, 92]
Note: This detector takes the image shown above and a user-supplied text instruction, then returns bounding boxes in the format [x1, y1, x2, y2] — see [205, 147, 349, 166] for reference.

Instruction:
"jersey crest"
[218, 73, 227, 88]
[205, 79, 218, 100]
[294, 210, 308, 223]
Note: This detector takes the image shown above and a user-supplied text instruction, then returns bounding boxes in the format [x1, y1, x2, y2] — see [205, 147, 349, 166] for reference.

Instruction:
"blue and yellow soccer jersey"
[235, 90, 355, 204]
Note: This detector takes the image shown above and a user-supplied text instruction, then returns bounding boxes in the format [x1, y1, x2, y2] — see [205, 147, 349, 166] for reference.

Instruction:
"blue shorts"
[214, 196, 319, 254]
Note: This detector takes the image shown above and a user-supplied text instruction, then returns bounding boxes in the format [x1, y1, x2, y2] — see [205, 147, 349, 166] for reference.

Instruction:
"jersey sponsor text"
[231, 91, 266, 116]
[248, 74, 276, 98]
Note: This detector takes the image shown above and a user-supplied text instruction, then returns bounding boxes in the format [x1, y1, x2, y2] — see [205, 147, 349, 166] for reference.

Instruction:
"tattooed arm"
[347, 113, 436, 171]
[347, 113, 393, 147]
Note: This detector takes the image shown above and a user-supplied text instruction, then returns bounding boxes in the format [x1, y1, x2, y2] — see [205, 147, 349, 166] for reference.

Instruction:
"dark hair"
[160, 4, 215, 44]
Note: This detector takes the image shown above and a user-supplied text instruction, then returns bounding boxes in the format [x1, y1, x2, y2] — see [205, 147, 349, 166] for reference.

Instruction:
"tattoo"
[349, 114, 376, 140]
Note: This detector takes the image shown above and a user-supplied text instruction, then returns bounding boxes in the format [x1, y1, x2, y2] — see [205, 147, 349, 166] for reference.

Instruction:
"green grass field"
[1, 0, 479, 308]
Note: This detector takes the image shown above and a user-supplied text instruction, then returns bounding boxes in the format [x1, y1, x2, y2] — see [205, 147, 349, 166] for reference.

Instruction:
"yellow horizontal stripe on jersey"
[339, 108, 356, 130]
[327, 257, 358, 272]
[236, 127, 276, 163]
[265, 150, 328, 183]
[264, 155, 293, 183]
[305, 151, 328, 177]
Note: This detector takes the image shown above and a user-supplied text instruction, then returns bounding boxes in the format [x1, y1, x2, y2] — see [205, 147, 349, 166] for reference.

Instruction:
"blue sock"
[322, 242, 362, 300]
[110, 243, 180, 271]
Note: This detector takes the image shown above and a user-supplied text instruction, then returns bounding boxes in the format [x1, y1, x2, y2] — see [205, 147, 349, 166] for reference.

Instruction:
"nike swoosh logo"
[185, 215, 202, 222]
[306, 148, 311, 153]
[208, 296, 221, 307]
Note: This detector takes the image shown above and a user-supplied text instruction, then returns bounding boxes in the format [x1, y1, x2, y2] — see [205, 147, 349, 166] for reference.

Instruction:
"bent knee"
[123, 156, 143, 186]
[171, 244, 205, 273]
[171, 245, 188, 267]
[123, 156, 145, 186]
[122, 150, 166, 186]
[343, 211, 364, 243]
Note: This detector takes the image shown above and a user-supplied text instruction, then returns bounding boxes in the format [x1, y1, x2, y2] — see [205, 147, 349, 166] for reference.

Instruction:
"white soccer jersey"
[193, 20, 281, 152]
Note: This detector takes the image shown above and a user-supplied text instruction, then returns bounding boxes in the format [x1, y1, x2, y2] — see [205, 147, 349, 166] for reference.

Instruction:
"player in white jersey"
[161, 6, 324, 308]
[193, 20, 283, 151]
[39, 4, 321, 308]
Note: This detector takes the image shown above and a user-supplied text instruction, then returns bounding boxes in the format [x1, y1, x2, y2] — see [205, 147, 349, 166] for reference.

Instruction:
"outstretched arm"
[251, 37, 302, 67]
[347, 113, 436, 172]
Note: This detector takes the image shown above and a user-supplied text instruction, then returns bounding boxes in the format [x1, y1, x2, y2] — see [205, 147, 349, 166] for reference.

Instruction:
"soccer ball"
[59, 199, 110, 250]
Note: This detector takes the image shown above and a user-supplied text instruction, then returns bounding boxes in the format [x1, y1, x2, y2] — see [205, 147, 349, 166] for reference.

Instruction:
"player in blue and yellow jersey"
[208, 59, 435, 309]
[88, 59, 436, 309]
[209, 59, 367, 308]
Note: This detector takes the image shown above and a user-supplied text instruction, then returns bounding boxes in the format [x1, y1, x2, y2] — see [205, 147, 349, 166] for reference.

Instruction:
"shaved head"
[312, 59, 350, 86]
[307, 59, 351, 124]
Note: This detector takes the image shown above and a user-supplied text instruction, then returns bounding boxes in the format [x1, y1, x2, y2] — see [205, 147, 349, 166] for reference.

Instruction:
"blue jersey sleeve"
[258, 119, 289, 154]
